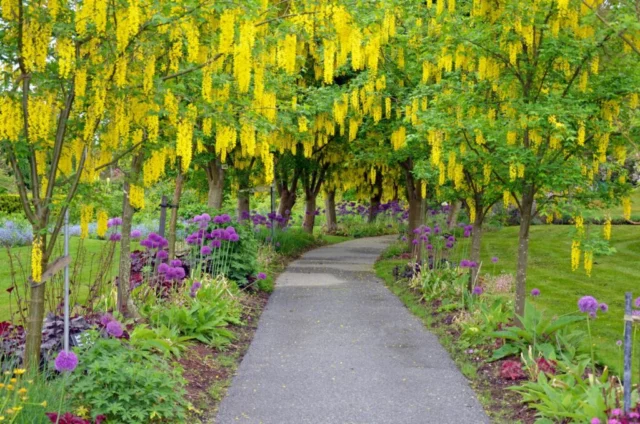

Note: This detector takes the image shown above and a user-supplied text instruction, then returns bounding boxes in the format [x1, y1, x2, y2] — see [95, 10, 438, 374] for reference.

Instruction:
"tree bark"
[325, 190, 337, 234]
[206, 157, 224, 210]
[117, 152, 143, 315]
[368, 171, 383, 223]
[515, 187, 535, 322]
[237, 191, 250, 221]
[469, 210, 485, 290]
[168, 171, 184, 260]
[24, 245, 48, 370]
[277, 189, 296, 226]
[403, 160, 424, 258]
[303, 195, 317, 234]
[447, 201, 462, 230]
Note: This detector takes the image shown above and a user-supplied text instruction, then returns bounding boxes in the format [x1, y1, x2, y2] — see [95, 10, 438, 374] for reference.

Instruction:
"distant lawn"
[0, 238, 123, 322]
[477, 224, 640, 375]
[583, 187, 640, 221]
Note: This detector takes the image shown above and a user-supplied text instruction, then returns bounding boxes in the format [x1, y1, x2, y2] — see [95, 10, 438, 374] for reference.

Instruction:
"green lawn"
[0, 238, 122, 322]
[583, 187, 640, 221]
[478, 224, 640, 374]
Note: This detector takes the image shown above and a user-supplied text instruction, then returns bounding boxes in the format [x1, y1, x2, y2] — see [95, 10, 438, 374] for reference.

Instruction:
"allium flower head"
[635, 297, 640, 308]
[170, 259, 182, 267]
[578, 296, 599, 314]
[257, 272, 267, 280]
[531, 288, 541, 297]
[599, 303, 609, 312]
[201, 246, 212, 256]
[109, 233, 122, 242]
[106, 320, 124, 338]
[472, 286, 483, 296]
[99, 314, 114, 327]
[491, 257, 499, 263]
[157, 250, 168, 259]
[158, 263, 170, 273]
[54, 350, 78, 373]
[130, 229, 142, 239]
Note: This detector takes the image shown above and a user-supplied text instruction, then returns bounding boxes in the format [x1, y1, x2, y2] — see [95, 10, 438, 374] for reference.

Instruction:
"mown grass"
[582, 187, 640, 221]
[0, 238, 122, 321]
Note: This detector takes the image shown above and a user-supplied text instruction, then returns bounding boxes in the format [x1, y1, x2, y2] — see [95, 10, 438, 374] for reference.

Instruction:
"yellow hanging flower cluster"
[31, 237, 43, 283]
[216, 125, 237, 163]
[176, 105, 197, 173]
[23, 21, 52, 72]
[129, 184, 145, 209]
[57, 38, 75, 79]
[0, 96, 22, 141]
[622, 197, 631, 221]
[1, 0, 18, 20]
[391, 126, 406, 150]
[143, 149, 167, 187]
[583, 250, 593, 277]
[80, 205, 94, 239]
[571, 240, 581, 271]
[603, 216, 611, 241]
[96, 210, 108, 238]
[575, 215, 584, 235]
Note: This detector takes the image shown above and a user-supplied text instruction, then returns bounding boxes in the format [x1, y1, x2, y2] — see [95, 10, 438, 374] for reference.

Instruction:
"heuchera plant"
[500, 360, 526, 380]
[45, 413, 106, 424]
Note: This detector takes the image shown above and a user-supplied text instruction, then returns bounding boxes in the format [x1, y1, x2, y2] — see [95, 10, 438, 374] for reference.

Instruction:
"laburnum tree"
[411, 0, 639, 319]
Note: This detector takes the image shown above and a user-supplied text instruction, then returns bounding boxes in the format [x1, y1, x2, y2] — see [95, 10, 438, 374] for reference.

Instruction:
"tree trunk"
[368, 194, 381, 223]
[325, 190, 337, 234]
[168, 172, 184, 260]
[237, 178, 250, 221]
[447, 201, 462, 230]
[407, 196, 423, 256]
[515, 187, 535, 322]
[277, 189, 296, 228]
[24, 247, 48, 370]
[117, 153, 143, 315]
[303, 195, 317, 234]
[469, 211, 484, 290]
[206, 158, 224, 210]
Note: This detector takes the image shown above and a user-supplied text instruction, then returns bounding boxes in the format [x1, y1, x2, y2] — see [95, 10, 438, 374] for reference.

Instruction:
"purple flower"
[608, 420, 620, 424]
[157, 250, 168, 259]
[635, 297, 640, 308]
[211, 239, 222, 248]
[106, 320, 124, 338]
[612, 409, 622, 416]
[412, 228, 421, 235]
[201, 213, 211, 222]
[531, 288, 541, 297]
[173, 267, 186, 280]
[616, 340, 623, 346]
[427, 244, 433, 250]
[130, 229, 142, 239]
[599, 303, 608, 312]
[107, 217, 122, 228]
[257, 272, 267, 280]
[460, 259, 470, 268]
[578, 296, 599, 314]
[158, 263, 170, 273]
[412, 239, 419, 245]
[491, 257, 498, 263]
[170, 259, 182, 267]
[229, 233, 240, 242]
[472, 286, 483, 296]
[201, 246, 212, 256]
[591, 419, 601, 424]
[54, 350, 78, 373]
[401, 236, 407, 242]
[99, 314, 114, 327]
[109, 233, 122, 242]
[630, 412, 640, 419]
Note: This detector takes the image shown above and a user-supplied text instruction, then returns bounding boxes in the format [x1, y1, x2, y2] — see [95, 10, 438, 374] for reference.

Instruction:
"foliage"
[0, 195, 23, 215]
[491, 303, 586, 360]
[69, 334, 188, 423]
[128, 324, 191, 359]
[459, 297, 512, 348]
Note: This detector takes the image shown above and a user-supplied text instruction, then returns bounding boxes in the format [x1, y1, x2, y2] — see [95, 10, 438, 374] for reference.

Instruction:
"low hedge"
[0, 194, 22, 215]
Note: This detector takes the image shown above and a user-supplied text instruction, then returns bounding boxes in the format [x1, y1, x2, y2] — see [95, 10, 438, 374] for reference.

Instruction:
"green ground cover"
[473, 224, 640, 373]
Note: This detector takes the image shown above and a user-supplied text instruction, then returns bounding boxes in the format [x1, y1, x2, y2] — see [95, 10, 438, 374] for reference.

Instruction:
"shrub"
[69, 334, 188, 423]
[0, 194, 22, 215]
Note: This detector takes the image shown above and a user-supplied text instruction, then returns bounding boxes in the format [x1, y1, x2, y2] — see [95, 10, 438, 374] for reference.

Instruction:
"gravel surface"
[216, 236, 489, 424]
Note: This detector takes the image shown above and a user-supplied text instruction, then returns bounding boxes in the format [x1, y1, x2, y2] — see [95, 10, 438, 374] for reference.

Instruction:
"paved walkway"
[216, 236, 489, 424]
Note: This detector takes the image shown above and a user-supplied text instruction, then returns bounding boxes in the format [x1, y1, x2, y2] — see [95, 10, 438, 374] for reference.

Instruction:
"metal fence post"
[624, 292, 633, 413]
[63, 209, 70, 352]
[159, 195, 168, 237]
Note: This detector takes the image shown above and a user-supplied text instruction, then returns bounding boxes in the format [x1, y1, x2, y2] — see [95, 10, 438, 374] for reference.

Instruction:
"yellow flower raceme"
[31, 237, 42, 283]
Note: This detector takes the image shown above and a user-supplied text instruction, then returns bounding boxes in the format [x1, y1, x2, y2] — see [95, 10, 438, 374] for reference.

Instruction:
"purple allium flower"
[158, 263, 170, 273]
[635, 297, 640, 308]
[611, 409, 622, 416]
[616, 340, 623, 346]
[109, 233, 122, 242]
[201, 213, 211, 222]
[472, 286, 483, 296]
[54, 350, 78, 373]
[589, 311, 597, 318]
[412, 239, 419, 245]
[412, 228, 421, 235]
[106, 320, 124, 338]
[157, 250, 168, 259]
[591, 419, 601, 424]
[201, 246, 212, 256]
[460, 259, 470, 268]
[531, 288, 541, 297]
[599, 303, 609, 312]
[630, 412, 640, 419]
[229, 233, 240, 242]
[130, 229, 142, 239]
[578, 296, 599, 314]
[445, 241, 454, 249]
[401, 236, 407, 242]
[173, 267, 186, 280]
[170, 259, 182, 267]
[99, 314, 114, 327]
[211, 239, 221, 248]
[427, 244, 433, 250]
[491, 257, 498, 263]
[257, 272, 267, 280]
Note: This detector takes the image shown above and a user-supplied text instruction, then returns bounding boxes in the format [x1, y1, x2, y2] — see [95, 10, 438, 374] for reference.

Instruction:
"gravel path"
[216, 236, 489, 424]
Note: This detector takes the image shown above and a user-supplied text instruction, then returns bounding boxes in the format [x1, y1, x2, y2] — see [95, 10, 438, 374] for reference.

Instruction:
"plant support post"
[624, 292, 633, 413]
[63, 210, 70, 352]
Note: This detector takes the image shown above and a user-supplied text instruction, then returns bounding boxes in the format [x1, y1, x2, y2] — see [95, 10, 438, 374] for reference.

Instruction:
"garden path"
[215, 236, 489, 424]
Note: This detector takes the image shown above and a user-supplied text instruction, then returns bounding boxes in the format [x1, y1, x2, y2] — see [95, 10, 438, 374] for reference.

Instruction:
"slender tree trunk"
[237, 178, 250, 221]
[24, 246, 48, 370]
[469, 211, 484, 290]
[368, 194, 382, 223]
[515, 187, 535, 322]
[277, 190, 296, 228]
[447, 201, 462, 230]
[168, 172, 184, 260]
[303, 195, 317, 234]
[408, 197, 423, 249]
[325, 190, 337, 234]
[206, 158, 224, 210]
[117, 153, 143, 315]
